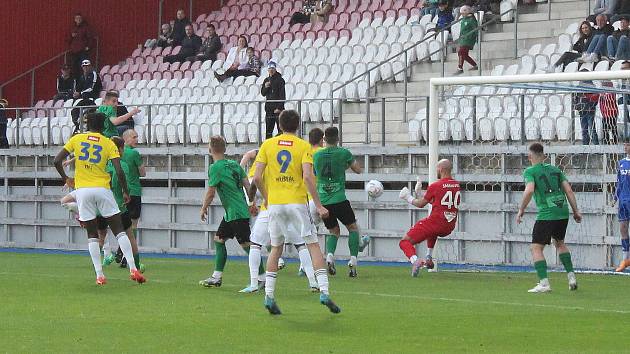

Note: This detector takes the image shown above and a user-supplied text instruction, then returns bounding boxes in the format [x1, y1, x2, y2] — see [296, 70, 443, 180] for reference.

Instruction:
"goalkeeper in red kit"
[398, 159, 461, 277]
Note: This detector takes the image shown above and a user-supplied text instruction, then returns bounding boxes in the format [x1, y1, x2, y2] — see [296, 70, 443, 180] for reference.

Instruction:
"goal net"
[425, 70, 630, 273]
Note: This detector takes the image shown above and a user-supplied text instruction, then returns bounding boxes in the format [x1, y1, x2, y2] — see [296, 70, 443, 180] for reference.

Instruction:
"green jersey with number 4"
[313, 146, 355, 205]
[523, 163, 569, 220]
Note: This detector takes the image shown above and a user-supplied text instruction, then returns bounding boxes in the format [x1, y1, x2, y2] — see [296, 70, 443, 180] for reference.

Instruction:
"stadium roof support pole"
[428, 70, 630, 184]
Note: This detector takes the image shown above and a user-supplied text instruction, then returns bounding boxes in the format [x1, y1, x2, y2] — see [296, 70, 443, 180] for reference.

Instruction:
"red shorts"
[406, 217, 454, 244]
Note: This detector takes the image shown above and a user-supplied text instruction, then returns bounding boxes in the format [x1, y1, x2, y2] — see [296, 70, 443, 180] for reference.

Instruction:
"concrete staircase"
[335, 0, 590, 145]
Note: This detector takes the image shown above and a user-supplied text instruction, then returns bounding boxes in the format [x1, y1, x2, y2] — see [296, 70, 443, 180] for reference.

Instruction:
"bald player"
[398, 159, 461, 277]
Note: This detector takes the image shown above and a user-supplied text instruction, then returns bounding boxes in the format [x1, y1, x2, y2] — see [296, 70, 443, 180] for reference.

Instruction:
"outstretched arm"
[399, 187, 430, 208]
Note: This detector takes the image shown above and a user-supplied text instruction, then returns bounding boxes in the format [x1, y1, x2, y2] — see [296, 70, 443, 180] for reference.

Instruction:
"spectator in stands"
[98, 91, 140, 138]
[109, 91, 134, 136]
[589, 0, 617, 22]
[290, 0, 315, 25]
[607, 16, 630, 61]
[215, 47, 261, 82]
[599, 81, 619, 144]
[261, 62, 286, 139]
[573, 73, 600, 145]
[68, 13, 94, 78]
[420, 0, 439, 17]
[187, 25, 222, 62]
[164, 25, 201, 64]
[578, 14, 614, 63]
[0, 98, 8, 149]
[455, 6, 479, 75]
[74, 60, 102, 101]
[217, 35, 248, 79]
[312, 0, 334, 24]
[435, 1, 455, 31]
[551, 21, 593, 70]
[54, 64, 76, 102]
[145, 24, 172, 48]
[168, 9, 191, 46]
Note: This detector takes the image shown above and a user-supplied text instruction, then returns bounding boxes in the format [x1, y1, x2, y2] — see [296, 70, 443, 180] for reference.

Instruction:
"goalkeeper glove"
[414, 176, 423, 197]
[399, 187, 415, 204]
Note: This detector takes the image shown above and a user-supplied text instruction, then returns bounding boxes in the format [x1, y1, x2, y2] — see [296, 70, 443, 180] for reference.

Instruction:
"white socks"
[409, 255, 418, 264]
[540, 278, 550, 287]
[88, 238, 104, 278]
[265, 271, 277, 298]
[116, 232, 137, 272]
[249, 245, 262, 288]
[426, 248, 433, 259]
[349, 256, 357, 267]
[315, 269, 329, 295]
[212, 271, 223, 279]
[326, 253, 334, 263]
[297, 246, 317, 287]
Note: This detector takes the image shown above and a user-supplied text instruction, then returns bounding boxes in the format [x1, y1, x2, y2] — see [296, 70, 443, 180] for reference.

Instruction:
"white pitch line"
[1, 271, 629, 315]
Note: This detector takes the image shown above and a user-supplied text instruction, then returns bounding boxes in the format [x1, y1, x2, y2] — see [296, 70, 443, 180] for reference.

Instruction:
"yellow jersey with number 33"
[63, 133, 120, 189]
[255, 133, 313, 205]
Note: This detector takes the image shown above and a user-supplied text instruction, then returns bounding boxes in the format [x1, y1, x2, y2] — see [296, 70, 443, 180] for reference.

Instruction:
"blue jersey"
[616, 158, 630, 202]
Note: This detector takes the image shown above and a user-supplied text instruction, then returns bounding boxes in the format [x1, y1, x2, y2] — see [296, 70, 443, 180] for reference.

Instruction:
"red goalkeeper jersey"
[424, 177, 461, 229]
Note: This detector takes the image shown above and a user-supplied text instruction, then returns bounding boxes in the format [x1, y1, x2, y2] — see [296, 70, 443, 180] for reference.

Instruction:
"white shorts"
[309, 199, 323, 228]
[268, 203, 318, 247]
[251, 209, 303, 246]
[73, 187, 120, 222]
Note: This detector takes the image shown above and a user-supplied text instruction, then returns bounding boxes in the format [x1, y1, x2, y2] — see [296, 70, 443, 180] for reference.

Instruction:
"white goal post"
[428, 70, 630, 183]
[426, 69, 630, 272]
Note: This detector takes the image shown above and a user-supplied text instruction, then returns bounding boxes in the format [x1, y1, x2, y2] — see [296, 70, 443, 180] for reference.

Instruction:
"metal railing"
[0, 37, 100, 107]
[331, 7, 519, 123]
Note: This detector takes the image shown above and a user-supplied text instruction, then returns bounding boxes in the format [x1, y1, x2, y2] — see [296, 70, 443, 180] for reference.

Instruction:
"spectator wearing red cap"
[68, 13, 94, 78]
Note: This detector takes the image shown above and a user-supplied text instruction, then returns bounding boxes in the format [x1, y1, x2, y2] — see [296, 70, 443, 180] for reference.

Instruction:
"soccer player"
[252, 110, 340, 315]
[199, 136, 257, 287]
[313, 127, 364, 277]
[97, 136, 144, 272]
[614, 143, 630, 272]
[239, 150, 319, 293]
[53, 112, 145, 285]
[97, 91, 140, 138]
[398, 159, 460, 276]
[104, 129, 146, 267]
[517, 143, 581, 293]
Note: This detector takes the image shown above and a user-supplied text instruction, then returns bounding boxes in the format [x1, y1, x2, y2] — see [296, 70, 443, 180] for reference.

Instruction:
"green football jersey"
[208, 159, 250, 222]
[313, 146, 355, 205]
[122, 145, 143, 196]
[523, 163, 569, 220]
[97, 105, 118, 138]
[106, 160, 130, 213]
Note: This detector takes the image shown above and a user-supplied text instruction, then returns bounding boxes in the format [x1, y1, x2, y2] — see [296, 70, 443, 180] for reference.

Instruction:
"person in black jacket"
[74, 60, 102, 100]
[54, 64, 76, 101]
[552, 21, 593, 70]
[187, 25, 222, 62]
[164, 25, 201, 64]
[168, 9, 191, 46]
[607, 16, 630, 60]
[0, 98, 9, 149]
[261, 62, 286, 139]
[578, 14, 614, 62]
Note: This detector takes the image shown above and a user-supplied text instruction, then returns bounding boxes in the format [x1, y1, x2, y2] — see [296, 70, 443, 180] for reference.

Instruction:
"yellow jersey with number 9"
[63, 133, 120, 189]
[255, 133, 313, 205]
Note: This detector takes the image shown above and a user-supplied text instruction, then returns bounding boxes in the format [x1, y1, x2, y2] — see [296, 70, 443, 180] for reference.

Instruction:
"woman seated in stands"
[215, 45, 260, 82]
[550, 21, 593, 71]
[577, 14, 614, 63]
[289, 0, 333, 25]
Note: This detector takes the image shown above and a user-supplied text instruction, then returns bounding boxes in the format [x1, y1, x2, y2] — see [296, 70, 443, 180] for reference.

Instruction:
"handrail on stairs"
[329, 7, 518, 125]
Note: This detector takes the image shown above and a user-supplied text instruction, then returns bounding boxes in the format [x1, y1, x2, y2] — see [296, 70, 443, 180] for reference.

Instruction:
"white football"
[365, 180, 384, 198]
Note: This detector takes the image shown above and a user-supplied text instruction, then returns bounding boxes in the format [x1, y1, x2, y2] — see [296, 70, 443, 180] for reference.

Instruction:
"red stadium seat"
[295, 32, 305, 41]
[374, 10, 386, 18]
[152, 71, 162, 81]
[282, 32, 294, 42]
[317, 30, 328, 39]
[386, 9, 397, 18]
[190, 61, 202, 71]
[145, 56, 155, 65]
[141, 72, 151, 81]
[184, 70, 194, 79]
[180, 61, 191, 72]
[123, 73, 132, 82]
[162, 47, 173, 56]
[132, 72, 142, 81]
[195, 13, 207, 23]
[131, 48, 141, 58]
[305, 31, 316, 40]
[398, 8, 410, 18]
[162, 71, 172, 80]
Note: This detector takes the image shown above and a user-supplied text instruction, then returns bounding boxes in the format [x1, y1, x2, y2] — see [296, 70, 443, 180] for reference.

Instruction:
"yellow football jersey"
[308, 146, 322, 199]
[63, 133, 120, 189]
[255, 133, 313, 205]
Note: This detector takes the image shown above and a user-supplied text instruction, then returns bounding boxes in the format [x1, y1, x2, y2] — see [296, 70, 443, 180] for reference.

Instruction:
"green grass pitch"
[1, 251, 628, 353]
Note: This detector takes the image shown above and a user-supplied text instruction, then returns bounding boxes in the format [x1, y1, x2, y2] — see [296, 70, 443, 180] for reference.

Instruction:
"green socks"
[559, 252, 574, 273]
[325, 234, 338, 255]
[134, 253, 140, 269]
[348, 231, 360, 257]
[215, 241, 227, 272]
[534, 260, 548, 280]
